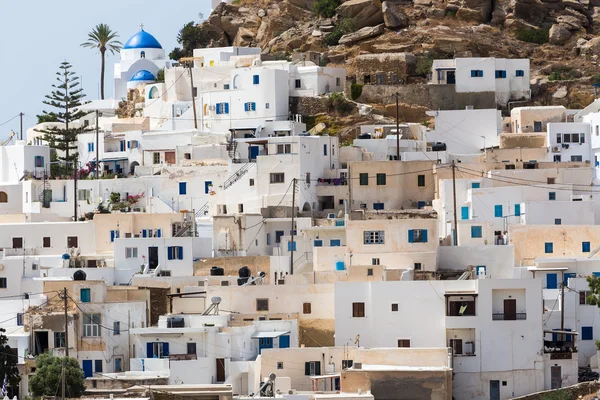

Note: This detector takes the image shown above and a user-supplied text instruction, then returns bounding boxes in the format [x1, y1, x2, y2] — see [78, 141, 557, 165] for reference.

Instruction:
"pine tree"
[36, 61, 90, 175]
[0, 328, 20, 394]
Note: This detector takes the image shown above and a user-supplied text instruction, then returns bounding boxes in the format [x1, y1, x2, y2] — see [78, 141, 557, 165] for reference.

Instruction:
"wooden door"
[504, 299, 516, 320]
[551, 366, 562, 389]
[165, 152, 176, 164]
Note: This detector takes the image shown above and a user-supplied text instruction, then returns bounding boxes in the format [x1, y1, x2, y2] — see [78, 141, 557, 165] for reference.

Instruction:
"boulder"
[257, 9, 267, 18]
[431, 37, 470, 53]
[286, 0, 315, 11]
[338, 24, 385, 45]
[553, 86, 568, 98]
[549, 23, 572, 44]
[233, 27, 255, 47]
[514, 0, 549, 25]
[458, 0, 493, 22]
[556, 14, 583, 30]
[255, 17, 296, 46]
[336, 0, 384, 29]
[579, 36, 600, 55]
[382, 1, 409, 29]
[414, 0, 433, 6]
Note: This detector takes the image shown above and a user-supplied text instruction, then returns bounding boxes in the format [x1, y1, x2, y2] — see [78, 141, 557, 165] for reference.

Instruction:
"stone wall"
[194, 255, 272, 283]
[511, 381, 600, 400]
[428, 85, 497, 110]
[355, 53, 416, 85]
[289, 96, 331, 116]
[358, 83, 433, 107]
[148, 287, 169, 327]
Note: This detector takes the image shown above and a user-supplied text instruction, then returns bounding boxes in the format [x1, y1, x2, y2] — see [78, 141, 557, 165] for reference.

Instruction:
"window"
[397, 339, 411, 348]
[115, 358, 123, 372]
[35, 155, 44, 168]
[78, 189, 91, 202]
[54, 332, 66, 348]
[266, 103, 270, 109]
[408, 229, 428, 243]
[305, 361, 321, 376]
[167, 246, 184, 260]
[359, 173, 368, 185]
[336, 77, 341, 86]
[367, 268, 374, 276]
[125, 247, 138, 258]
[244, 102, 257, 111]
[270, 173, 285, 184]
[342, 359, 354, 369]
[119, 140, 125, 151]
[249, 179, 255, 186]
[582, 326, 593, 340]
[187, 343, 197, 355]
[372, 258, 380, 265]
[179, 182, 187, 195]
[417, 175, 425, 187]
[545, 242, 554, 254]
[80, 288, 91, 303]
[330, 239, 341, 247]
[277, 362, 284, 369]
[256, 299, 269, 311]
[549, 192, 556, 201]
[470, 70, 483, 77]
[494, 204, 503, 217]
[471, 226, 483, 238]
[87, 142, 94, 152]
[153, 152, 160, 164]
[275, 231, 284, 243]
[216, 102, 229, 114]
[12, 237, 23, 249]
[295, 79, 301, 88]
[129, 140, 139, 149]
[414, 262, 422, 271]
[571, 155, 583, 162]
[303, 303, 312, 314]
[313, 239, 323, 247]
[352, 302, 365, 318]
[16, 313, 23, 326]
[555, 219, 562, 225]
[277, 144, 291, 154]
[514, 204, 521, 217]
[556, 133, 562, 144]
[83, 313, 101, 337]
[43, 237, 51, 248]
[0, 192, 7, 203]
[391, 303, 398, 312]
[534, 121, 542, 132]
[363, 230, 384, 244]
[0, 278, 6, 289]
[583, 242, 591, 252]
[449, 339, 463, 355]
[554, 155, 562, 162]
[471, 182, 480, 189]
[113, 321, 120, 335]
[516, 70, 525, 77]
[323, 144, 327, 156]
[238, 204, 244, 213]
[376, 173, 387, 185]
[581, 290, 593, 305]
[495, 70, 506, 79]
[253, 75, 260, 85]
[547, 177, 556, 184]
[287, 241, 296, 251]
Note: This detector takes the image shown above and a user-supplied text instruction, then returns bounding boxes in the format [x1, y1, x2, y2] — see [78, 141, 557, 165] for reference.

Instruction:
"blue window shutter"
[502, 71, 506, 78]
[461, 206, 469, 220]
[157, 229, 162, 238]
[252, 102, 256, 110]
[583, 242, 591, 252]
[110, 230, 115, 243]
[205, 181, 212, 194]
[330, 239, 341, 247]
[167, 247, 173, 260]
[422, 230, 428, 243]
[479, 70, 483, 77]
[471, 182, 480, 189]
[244, 103, 248, 112]
[471, 70, 476, 77]
[314, 240, 322, 247]
[147, 343, 154, 358]
[582, 326, 593, 340]
[545, 242, 553, 254]
[546, 273, 558, 289]
[288, 242, 296, 251]
[225, 103, 229, 114]
[127, 141, 131, 149]
[514, 204, 521, 217]
[179, 182, 187, 195]
[162, 342, 169, 356]
[494, 205, 502, 217]
[323, 144, 327, 156]
[178, 246, 183, 259]
[253, 75, 259, 84]
[408, 230, 414, 243]
[142, 229, 147, 238]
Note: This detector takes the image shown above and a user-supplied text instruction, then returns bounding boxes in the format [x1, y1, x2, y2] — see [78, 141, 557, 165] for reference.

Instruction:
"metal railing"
[196, 202, 210, 218]
[492, 313, 526, 321]
[223, 162, 256, 190]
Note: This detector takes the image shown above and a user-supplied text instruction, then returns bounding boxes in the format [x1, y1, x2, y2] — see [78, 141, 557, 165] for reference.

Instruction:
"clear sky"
[0, 0, 212, 140]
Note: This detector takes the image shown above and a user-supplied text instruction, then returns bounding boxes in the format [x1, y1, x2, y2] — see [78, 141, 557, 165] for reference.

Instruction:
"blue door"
[179, 182, 187, 195]
[461, 206, 469, 220]
[205, 181, 213, 194]
[279, 335, 290, 349]
[259, 338, 273, 354]
[564, 273, 576, 286]
[82, 360, 93, 378]
[547, 273, 558, 289]
[417, 201, 425, 209]
[146, 343, 154, 358]
[250, 146, 259, 160]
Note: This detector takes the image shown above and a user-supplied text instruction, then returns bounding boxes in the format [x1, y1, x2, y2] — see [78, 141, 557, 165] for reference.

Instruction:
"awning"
[100, 157, 129, 162]
[544, 330, 579, 335]
[251, 331, 289, 339]
[444, 291, 478, 297]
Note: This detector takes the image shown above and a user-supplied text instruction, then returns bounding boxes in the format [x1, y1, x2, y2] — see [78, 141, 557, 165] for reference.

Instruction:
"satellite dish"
[269, 373, 276, 381]
[211, 296, 222, 304]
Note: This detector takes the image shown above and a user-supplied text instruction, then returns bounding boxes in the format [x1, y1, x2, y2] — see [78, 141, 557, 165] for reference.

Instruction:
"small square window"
[545, 242, 554, 254]
[367, 268, 374, 276]
[359, 173, 368, 186]
[502, 381, 507, 386]
[249, 179, 255, 186]
[391, 303, 398, 312]
[549, 192, 556, 201]
[555, 219, 561, 225]
[417, 175, 425, 187]
[43, 237, 51, 248]
[303, 303, 312, 314]
[352, 302, 365, 318]
[257, 298, 269, 312]
[414, 263, 422, 271]
[376, 173, 386, 185]
[583, 242, 591, 253]
[277, 362, 284, 369]
[266, 103, 270, 109]
[547, 177, 556, 184]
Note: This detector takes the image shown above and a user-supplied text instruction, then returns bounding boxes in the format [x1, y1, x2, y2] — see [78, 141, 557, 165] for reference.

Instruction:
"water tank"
[210, 266, 225, 276]
[62, 253, 70, 260]
[237, 277, 250, 286]
[73, 270, 87, 281]
[239, 266, 251, 278]
[432, 142, 447, 151]
[335, 261, 345, 271]
[357, 133, 371, 140]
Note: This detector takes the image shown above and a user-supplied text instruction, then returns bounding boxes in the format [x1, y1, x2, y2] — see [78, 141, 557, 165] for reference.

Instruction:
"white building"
[546, 122, 592, 163]
[430, 58, 530, 106]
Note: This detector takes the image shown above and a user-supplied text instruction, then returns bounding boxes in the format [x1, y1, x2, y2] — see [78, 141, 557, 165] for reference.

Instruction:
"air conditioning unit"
[354, 362, 362, 369]
[552, 146, 560, 153]
[327, 213, 336, 219]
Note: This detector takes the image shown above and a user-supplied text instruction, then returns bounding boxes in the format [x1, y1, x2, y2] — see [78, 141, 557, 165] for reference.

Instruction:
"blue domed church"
[113, 26, 169, 100]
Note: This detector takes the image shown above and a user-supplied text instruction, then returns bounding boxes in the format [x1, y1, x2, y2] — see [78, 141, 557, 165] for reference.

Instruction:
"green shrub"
[323, 18, 356, 46]
[350, 83, 363, 100]
[314, 0, 341, 18]
[592, 74, 600, 84]
[515, 28, 549, 44]
[415, 54, 435, 77]
[324, 30, 344, 46]
[330, 92, 353, 114]
[548, 65, 575, 81]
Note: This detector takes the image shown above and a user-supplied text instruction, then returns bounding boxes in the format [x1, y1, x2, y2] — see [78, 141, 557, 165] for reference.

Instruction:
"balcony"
[169, 353, 197, 361]
[492, 313, 526, 321]
[544, 340, 577, 359]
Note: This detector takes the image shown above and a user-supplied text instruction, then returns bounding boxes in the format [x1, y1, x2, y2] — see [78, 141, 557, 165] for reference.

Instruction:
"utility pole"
[73, 158, 78, 221]
[290, 178, 297, 275]
[188, 64, 198, 130]
[560, 272, 565, 331]
[61, 358, 66, 400]
[63, 287, 69, 358]
[451, 161, 458, 246]
[394, 93, 400, 161]
[96, 110, 100, 179]
[19, 112, 23, 141]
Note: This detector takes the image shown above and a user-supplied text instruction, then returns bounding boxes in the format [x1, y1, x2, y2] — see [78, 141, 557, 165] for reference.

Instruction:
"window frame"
[256, 298, 269, 312]
[352, 302, 365, 318]
[363, 230, 385, 245]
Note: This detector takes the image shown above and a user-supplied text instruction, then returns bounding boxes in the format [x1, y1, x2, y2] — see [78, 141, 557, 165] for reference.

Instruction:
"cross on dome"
[139, 23, 144, 31]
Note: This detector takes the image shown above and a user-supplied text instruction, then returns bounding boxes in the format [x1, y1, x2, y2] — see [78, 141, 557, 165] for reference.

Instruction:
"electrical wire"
[0, 115, 19, 127]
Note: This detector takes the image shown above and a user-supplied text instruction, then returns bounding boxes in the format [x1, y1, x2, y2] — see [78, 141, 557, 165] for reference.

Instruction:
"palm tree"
[81, 24, 122, 100]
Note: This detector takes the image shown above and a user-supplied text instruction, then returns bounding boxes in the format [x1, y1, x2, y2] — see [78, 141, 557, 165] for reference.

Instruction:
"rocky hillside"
[187, 0, 600, 125]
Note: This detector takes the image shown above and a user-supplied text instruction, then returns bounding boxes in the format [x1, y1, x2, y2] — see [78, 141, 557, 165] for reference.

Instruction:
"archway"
[130, 161, 140, 175]
[0, 192, 7, 203]
[148, 86, 159, 99]
[140, 51, 146, 59]
[233, 74, 241, 89]
[302, 202, 311, 212]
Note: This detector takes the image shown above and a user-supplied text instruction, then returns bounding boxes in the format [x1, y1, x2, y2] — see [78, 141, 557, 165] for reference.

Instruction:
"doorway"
[34, 331, 49, 356]
[489, 380, 500, 400]
[447, 71, 456, 84]
[148, 247, 159, 269]
[165, 152, 176, 164]
[504, 299, 516, 320]
[216, 358, 225, 383]
[551, 366, 562, 389]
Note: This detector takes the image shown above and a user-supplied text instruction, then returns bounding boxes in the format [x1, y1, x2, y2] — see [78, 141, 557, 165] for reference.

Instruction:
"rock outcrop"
[336, 0, 384, 29]
[339, 24, 385, 44]
[382, 1, 409, 29]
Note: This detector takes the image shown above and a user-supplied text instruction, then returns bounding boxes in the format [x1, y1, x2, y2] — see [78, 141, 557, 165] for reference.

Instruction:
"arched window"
[140, 51, 146, 59]
[148, 86, 159, 99]
[0, 192, 7, 203]
[233, 74, 241, 89]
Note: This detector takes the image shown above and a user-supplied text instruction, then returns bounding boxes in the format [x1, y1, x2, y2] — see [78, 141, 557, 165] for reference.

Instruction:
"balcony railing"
[169, 353, 197, 361]
[492, 313, 526, 321]
[544, 340, 577, 359]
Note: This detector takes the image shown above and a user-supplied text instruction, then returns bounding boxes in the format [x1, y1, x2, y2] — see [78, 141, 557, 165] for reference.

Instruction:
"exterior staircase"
[223, 162, 255, 190]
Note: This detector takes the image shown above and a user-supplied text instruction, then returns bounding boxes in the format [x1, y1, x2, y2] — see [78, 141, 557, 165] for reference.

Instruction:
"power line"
[0, 115, 20, 127]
